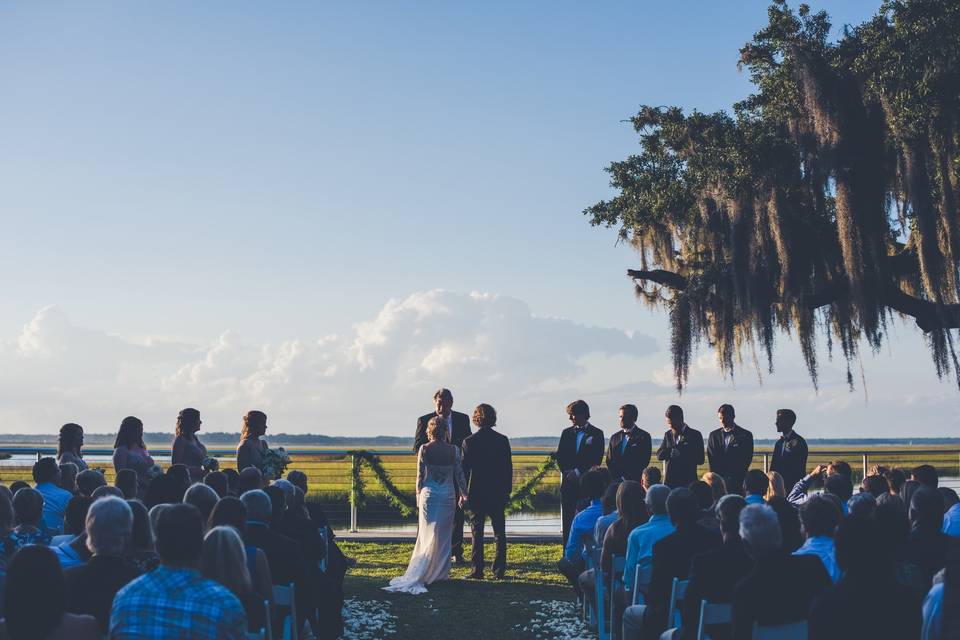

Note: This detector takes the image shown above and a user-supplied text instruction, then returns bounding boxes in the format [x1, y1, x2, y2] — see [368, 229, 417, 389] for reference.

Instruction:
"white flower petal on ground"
[513, 600, 592, 640]
[341, 598, 398, 639]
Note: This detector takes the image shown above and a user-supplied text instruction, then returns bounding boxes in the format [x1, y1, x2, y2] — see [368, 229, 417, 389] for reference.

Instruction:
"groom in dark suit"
[414, 388, 471, 562]
[555, 399, 604, 547]
[461, 403, 513, 579]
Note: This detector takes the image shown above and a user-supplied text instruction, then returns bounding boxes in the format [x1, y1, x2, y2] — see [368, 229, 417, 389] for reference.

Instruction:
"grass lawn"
[338, 541, 592, 639]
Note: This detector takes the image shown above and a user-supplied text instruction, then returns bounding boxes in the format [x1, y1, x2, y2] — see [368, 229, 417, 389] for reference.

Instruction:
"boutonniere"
[784, 438, 796, 452]
[586, 436, 594, 445]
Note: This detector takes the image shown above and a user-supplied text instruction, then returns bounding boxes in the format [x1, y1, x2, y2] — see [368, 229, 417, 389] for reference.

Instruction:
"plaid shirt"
[109, 565, 247, 639]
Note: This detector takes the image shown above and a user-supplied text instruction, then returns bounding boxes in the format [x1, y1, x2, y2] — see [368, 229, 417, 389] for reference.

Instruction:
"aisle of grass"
[339, 540, 588, 639]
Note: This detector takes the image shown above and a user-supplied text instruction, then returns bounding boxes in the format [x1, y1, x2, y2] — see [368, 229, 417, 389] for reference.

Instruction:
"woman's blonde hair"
[240, 411, 266, 442]
[766, 471, 786, 501]
[701, 472, 727, 505]
[427, 416, 448, 443]
[201, 525, 251, 599]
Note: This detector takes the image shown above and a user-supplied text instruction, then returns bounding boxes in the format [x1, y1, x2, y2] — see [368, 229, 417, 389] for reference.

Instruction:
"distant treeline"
[1, 432, 959, 448]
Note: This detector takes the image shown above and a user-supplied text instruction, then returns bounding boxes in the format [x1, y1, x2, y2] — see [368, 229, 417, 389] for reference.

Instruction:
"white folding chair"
[608, 555, 626, 639]
[273, 583, 298, 640]
[696, 600, 732, 640]
[752, 621, 807, 640]
[665, 578, 689, 631]
[631, 566, 648, 605]
[317, 527, 329, 573]
[595, 566, 608, 640]
[263, 600, 274, 640]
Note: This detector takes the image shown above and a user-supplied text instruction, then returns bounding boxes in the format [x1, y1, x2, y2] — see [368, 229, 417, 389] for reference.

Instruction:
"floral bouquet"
[202, 457, 220, 472]
[260, 446, 292, 481]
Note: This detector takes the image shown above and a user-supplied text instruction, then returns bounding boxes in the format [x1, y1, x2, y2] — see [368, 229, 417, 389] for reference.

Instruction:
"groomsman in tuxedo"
[770, 408, 808, 493]
[414, 388, 471, 562]
[461, 403, 513, 580]
[656, 405, 705, 489]
[555, 400, 604, 546]
[605, 404, 652, 482]
[707, 404, 754, 495]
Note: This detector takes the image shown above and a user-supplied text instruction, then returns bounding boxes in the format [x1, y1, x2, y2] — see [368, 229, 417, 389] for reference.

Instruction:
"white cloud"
[0, 291, 658, 436]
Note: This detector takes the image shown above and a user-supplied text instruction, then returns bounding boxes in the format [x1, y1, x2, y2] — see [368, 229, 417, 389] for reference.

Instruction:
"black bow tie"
[575, 425, 588, 433]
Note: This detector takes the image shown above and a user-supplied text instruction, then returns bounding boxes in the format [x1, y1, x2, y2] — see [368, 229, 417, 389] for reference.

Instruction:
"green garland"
[348, 450, 558, 519]
[505, 453, 558, 515]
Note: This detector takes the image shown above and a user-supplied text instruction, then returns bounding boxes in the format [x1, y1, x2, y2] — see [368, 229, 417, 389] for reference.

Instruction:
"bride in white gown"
[384, 417, 467, 594]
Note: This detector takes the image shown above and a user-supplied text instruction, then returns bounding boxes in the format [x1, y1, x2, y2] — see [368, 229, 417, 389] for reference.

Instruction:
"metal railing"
[1, 445, 957, 534]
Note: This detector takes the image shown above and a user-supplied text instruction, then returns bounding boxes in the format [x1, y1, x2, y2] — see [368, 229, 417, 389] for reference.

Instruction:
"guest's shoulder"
[57, 613, 100, 639]
[114, 570, 153, 601]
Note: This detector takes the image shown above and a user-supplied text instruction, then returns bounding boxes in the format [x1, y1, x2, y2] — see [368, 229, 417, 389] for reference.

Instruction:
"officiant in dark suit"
[555, 399, 604, 546]
[414, 387, 472, 562]
[656, 405, 705, 489]
[707, 404, 754, 495]
[461, 403, 512, 579]
[605, 404, 652, 482]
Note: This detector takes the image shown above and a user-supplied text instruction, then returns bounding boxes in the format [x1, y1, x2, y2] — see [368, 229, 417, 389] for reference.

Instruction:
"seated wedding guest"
[201, 526, 266, 633]
[57, 423, 88, 472]
[786, 461, 852, 507]
[286, 470, 355, 573]
[732, 505, 830, 640]
[0, 493, 14, 563]
[171, 408, 208, 482]
[912, 464, 939, 489]
[557, 468, 608, 595]
[75, 470, 106, 498]
[50, 499, 94, 571]
[8, 488, 52, 549]
[794, 495, 841, 583]
[594, 481, 622, 546]
[0, 546, 99, 640]
[641, 467, 661, 493]
[922, 547, 959, 639]
[115, 469, 138, 500]
[110, 503, 246, 638]
[91, 485, 124, 501]
[742, 469, 768, 506]
[808, 515, 921, 640]
[204, 471, 228, 499]
[184, 483, 220, 527]
[902, 479, 922, 513]
[58, 463, 78, 495]
[766, 495, 803, 553]
[223, 468, 241, 496]
[33, 457, 72, 534]
[885, 467, 907, 496]
[166, 464, 192, 503]
[765, 471, 785, 501]
[905, 487, 951, 589]
[51, 495, 93, 547]
[580, 481, 646, 627]
[6, 483, 27, 496]
[861, 474, 889, 498]
[846, 492, 876, 519]
[677, 495, 749, 640]
[144, 474, 176, 509]
[623, 484, 674, 600]
[874, 495, 926, 596]
[701, 472, 727, 507]
[208, 497, 274, 616]
[125, 499, 160, 573]
[690, 480, 720, 534]
[623, 487, 720, 640]
[64, 497, 140, 633]
[240, 490, 310, 632]
[238, 467, 264, 493]
[112, 416, 155, 499]
[824, 473, 853, 514]
[940, 488, 959, 537]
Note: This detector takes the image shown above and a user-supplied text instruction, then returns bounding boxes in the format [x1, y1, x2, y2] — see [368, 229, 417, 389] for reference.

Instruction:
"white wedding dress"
[384, 444, 467, 594]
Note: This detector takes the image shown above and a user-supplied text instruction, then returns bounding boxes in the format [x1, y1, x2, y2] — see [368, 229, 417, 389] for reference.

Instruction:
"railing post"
[762, 453, 769, 473]
[862, 453, 869, 480]
[349, 453, 359, 533]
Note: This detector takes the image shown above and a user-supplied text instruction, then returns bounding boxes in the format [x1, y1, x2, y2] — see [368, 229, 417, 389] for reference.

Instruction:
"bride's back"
[421, 441, 456, 466]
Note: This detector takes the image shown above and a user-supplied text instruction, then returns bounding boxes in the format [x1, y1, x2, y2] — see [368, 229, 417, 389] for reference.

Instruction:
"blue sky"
[3, 1, 955, 438]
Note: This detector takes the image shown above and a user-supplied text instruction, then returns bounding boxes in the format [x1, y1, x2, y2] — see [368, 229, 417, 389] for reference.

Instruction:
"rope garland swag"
[347, 450, 559, 517]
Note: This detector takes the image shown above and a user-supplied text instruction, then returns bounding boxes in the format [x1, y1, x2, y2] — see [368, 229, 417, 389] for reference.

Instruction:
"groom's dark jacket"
[461, 427, 513, 510]
[413, 411, 471, 451]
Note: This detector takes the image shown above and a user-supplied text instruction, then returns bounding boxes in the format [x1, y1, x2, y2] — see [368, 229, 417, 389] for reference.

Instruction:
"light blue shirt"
[594, 511, 619, 545]
[624, 513, 675, 592]
[52, 539, 85, 570]
[922, 582, 943, 640]
[575, 431, 585, 451]
[745, 494, 765, 506]
[793, 535, 841, 583]
[35, 482, 73, 535]
[943, 503, 960, 537]
[564, 499, 603, 561]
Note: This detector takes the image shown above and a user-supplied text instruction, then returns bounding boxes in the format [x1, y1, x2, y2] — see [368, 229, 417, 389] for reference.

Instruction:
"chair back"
[273, 583, 298, 640]
[695, 600, 732, 640]
[318, 527, 329, 573]
[665, 578, 689, 630]
[263, 600, 274, 640]
[752, 621, 808, 640]
[246, 631, 265, 640]
[595, 567, 608, 640]
[631, 567, 647, 606]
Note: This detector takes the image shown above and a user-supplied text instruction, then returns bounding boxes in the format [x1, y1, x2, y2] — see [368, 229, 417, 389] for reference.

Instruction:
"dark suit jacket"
[605, 427, 652, 482]
[414, 411, 471, 451]
[461, 427, 513, 510]
[646, 524, 722, 634]
[770, 432, 808, 498]
[731, 553, 831, 640]
[656, 426, 705, 489]
[245, 522, 311, 625]
[706, 425, 754, 494]
[64, 555, 142, 633]
[556, 424, 605, 496]
[679, 537, 752, 640]
[808, 574, 921, 640]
